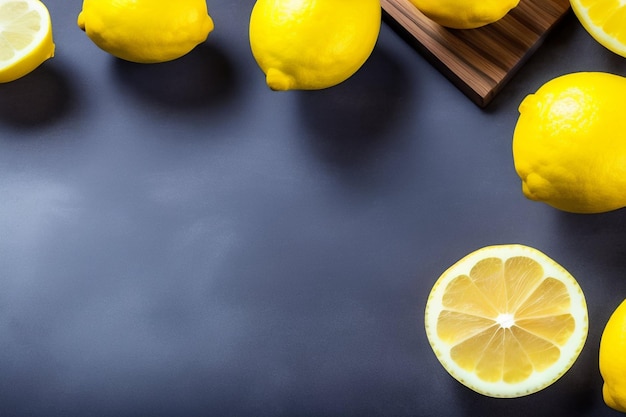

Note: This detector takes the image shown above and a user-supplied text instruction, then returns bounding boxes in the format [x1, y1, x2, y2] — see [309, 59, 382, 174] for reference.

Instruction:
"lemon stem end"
[266, 68, 294, 91]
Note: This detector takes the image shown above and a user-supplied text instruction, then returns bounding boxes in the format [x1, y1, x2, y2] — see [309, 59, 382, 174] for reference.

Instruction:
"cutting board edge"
[381, 3, 573, 107]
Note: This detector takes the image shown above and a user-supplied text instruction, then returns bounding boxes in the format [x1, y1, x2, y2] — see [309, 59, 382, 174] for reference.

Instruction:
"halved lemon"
[0, 0, 55, 83]
[570, 0, 626, 57]
[424, 244, 588, 398]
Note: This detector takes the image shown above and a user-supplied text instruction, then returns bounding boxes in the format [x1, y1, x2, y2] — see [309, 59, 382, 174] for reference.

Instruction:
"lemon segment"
[425, 244, 588, 398]
[600, 300, 626, 412]
[571, 0, 626, 57]
[0, 0, 54, 83]
[249, 0, 381, 91]
[77, 0, 214, 64]
[407, 0, 520, 29]
[512, 72, 626, 214]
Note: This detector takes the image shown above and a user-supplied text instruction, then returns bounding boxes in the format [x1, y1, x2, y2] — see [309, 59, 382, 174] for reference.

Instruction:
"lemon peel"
[77, 0, 214, 64]
[513, 72, 626, 213]
[407, 0, 519, 29]
[249, 0, 381, 91]
[600, 300, 626, 412]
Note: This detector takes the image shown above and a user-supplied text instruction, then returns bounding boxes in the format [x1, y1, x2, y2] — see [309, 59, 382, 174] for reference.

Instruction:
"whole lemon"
[512, 72, 626, 214]
[600, 299, 626, 412]
[249, 0, 381, 91]
[77, 0, 214, 64]
[408, 0, 519, 29]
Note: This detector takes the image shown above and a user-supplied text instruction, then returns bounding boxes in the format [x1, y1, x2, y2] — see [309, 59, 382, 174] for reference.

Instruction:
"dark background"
[1, 1, 626, 416]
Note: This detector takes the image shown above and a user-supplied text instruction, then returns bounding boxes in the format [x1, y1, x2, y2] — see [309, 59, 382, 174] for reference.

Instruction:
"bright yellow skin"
[249, 0, 381, 91]
[408, 0, 519, 29]
[77, 0, 214, 64]
[0, 0, 55, 83]
[512, 72, 626, 214]
[600, 299, 626, 412]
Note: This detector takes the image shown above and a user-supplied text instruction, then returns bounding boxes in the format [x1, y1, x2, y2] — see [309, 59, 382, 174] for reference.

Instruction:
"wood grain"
[381, 0, 571, 107]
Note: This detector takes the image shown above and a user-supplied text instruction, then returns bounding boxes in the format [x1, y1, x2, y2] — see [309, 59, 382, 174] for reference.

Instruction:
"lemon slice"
[424, 244, 588, 398]
[0, 0, 54, 83]
[570, 0, 626, 57]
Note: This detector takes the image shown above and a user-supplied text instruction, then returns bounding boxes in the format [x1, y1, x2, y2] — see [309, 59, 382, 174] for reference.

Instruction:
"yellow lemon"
[407, 0, 519, 29]
[425, 244, 588, 398]
[77, 0, 214, 64]
[570, 0, 626, 57]
[600, 300, 626, 412]
[512, 72, 626, 214]
[0, 0, 54, 83]
[248, 0, 381, 91]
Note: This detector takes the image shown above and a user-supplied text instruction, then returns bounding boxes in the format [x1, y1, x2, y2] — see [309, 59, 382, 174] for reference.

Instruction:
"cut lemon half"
[0, 0, 54, 83]
[424, 244, 588, 398]
[570, 0, 626, 57]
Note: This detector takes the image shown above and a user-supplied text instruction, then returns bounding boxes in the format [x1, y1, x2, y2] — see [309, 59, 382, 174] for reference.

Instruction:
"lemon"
[248, 0, 381, 91]
[77, 0, 214, 64]
[0, 0, 54, 83]
[570, 0, 626, 57]
[600, 300, 626, 412]
[512, 72, 626, 214]
[407, 0, 519, 29]
[425, 244, 588, 398]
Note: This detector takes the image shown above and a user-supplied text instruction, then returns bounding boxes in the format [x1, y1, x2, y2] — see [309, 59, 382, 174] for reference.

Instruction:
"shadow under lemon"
[0, 62, 75, 129]
[555, 208, 626, 270]
[453, 369, 599, 417]
[296, 45, 413, 172]
[112, 42, 237, 109]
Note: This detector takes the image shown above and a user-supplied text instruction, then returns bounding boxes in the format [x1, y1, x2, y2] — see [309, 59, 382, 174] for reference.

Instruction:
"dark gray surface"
[1, 1, 626, 416]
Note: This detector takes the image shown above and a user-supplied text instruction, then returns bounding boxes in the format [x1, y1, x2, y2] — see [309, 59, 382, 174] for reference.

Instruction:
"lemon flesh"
[600, 300, 626, 412]
[513, 72, 626, 214]
[249, 0, 381, 91]
[425, 244, 588, 398]
[571, 0, 626, 57]
[77, 0, 214, 64]
[408, 0, 520, 29]
[0, 0, 54, 83]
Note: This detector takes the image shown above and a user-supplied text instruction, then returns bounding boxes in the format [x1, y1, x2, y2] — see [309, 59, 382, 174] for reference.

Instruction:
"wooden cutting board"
[381, 0, 571, 107]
